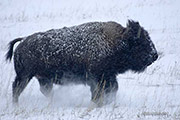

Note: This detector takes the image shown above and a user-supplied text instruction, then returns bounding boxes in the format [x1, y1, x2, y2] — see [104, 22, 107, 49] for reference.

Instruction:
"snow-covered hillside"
[0, 0, 180, 119]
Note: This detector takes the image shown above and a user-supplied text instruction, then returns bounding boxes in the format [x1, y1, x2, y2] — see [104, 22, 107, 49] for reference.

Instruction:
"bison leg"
[90, 77, 118, 106]
[38, 77, 53, 97]
[103, 79, 118, 104]
[12, 75, 32, 104]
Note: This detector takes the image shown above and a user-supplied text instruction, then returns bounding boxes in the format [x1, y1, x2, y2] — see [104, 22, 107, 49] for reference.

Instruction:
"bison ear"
[127, 20, 140, 31]
[126, 20, 142, 38]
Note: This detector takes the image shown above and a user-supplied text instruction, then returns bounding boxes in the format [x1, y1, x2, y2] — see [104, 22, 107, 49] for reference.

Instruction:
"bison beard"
[6, 20, 158, 106]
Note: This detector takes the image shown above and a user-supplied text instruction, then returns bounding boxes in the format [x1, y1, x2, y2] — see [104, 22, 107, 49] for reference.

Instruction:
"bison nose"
[153, 53, 158, 61]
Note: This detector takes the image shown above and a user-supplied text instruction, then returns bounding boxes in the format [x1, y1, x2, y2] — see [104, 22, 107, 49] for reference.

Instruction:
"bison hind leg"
[38, 77, 53, 97]
[12, 75, 32, 104]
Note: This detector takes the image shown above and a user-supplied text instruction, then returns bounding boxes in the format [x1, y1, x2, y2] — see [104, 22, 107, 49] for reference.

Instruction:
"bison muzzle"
[6, 20, 158, 106]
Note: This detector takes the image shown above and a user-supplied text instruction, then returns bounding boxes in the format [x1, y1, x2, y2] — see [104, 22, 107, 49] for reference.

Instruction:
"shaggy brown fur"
[6, 20, 158, 106]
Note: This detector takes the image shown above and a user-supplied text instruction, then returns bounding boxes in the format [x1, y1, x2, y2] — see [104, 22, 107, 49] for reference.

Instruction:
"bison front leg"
[90, 76, 118, 106]
[38, 77, 53, 97]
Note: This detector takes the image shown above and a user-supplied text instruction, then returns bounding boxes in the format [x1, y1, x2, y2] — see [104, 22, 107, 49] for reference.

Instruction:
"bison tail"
[6, 38, 23, 61]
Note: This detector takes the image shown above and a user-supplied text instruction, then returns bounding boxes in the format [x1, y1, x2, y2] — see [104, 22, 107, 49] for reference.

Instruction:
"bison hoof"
[12, 98, 19, 107]
[91, 92, 116, 107]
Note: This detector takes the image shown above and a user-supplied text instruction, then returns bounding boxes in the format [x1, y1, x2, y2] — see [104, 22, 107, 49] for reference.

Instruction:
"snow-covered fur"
[6, 20, 158, 106]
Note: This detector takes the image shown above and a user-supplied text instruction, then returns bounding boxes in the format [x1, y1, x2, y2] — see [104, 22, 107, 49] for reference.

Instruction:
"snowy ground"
[0, 0, 180, 119]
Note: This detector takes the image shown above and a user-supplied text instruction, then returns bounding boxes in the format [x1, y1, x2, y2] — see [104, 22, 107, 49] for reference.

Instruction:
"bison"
[6, 20, 158, 106]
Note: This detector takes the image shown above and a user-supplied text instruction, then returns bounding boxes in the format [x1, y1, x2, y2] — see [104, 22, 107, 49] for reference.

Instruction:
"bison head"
[123, 20, 158, 72]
